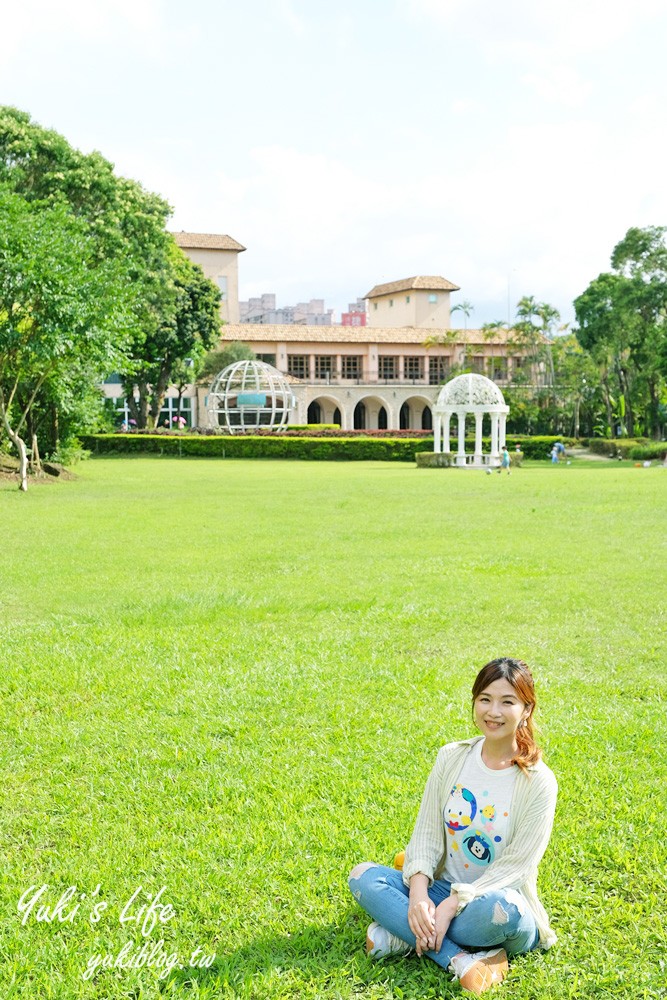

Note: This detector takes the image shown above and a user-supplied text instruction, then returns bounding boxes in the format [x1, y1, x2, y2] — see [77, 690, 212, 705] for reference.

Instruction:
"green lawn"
[1, 458, 665, 1000]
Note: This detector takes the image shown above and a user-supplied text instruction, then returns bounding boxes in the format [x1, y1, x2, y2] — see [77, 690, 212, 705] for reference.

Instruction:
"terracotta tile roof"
[364, 276, 460, 298]
[171, 232, 246, 252]
[221, 324, 524, 346]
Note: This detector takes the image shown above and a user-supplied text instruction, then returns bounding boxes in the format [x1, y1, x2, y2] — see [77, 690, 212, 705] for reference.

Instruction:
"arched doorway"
[400, 403, 410, 429]
[422, 406, 433, 430]
[354, 401, 366, 429]
[378, 406, 388, 430]
[308, 395, 342, 426]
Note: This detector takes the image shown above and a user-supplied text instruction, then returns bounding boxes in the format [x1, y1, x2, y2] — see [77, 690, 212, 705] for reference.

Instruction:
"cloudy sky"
[3, 0, 667, 326]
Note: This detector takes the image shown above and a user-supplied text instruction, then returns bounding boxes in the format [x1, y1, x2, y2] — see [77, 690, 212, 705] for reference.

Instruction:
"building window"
[373, 302, 378, 311]
[342, 355, 363, 379]
[159, 396, 193, 427]
[113, 395, 193, 428]
[429, 356, 450, 384]
[428, 293, 438, 303]
[287, 354, 308, 379]
[470, 356, 486, 374]
[491, 357, 508, 381]
[217, 276, 228, 299]
[379, 356, 398, 380]
[256, 353, 277, 367]
[389, 299, 394, 307]
[315, 355, 334, 379]
[404, 356, 423, 380]
[406, 295, 410, 304]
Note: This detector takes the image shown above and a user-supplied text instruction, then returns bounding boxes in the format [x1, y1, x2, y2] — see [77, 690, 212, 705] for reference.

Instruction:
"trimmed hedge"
[415, 452, 453, 468]
[589, 438, 667, 461]
[81, 434, 433, 461]
[629, 443, 667, 461]
[81, 433, 580, 462]
[504, 436, 577, 459]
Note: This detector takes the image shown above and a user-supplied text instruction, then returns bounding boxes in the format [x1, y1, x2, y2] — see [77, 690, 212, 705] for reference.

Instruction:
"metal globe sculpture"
[207, 360, 296, 434]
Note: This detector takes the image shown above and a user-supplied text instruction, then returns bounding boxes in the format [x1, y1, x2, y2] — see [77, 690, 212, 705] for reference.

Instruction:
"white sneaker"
[365, 921, 411, 958]
[451, 948, 508, 995]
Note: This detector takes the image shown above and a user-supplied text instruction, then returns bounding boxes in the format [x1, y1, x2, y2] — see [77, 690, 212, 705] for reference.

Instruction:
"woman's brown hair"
[472, 657, 541, 773]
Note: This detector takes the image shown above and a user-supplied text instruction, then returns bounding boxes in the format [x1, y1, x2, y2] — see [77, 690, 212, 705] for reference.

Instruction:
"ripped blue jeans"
[348, 863, 539, 970]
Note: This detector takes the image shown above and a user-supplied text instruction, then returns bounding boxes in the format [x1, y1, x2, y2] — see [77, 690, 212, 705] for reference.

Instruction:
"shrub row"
[629, 443, 667, 460]
[81, 434, 579, 462]
[588, 438, 666, 460]
[504, 436, 577, 459]
[81, 434, 432, 461]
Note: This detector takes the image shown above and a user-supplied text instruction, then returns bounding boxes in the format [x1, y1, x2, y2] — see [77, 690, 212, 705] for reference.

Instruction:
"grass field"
[1, 458, 666, 1000]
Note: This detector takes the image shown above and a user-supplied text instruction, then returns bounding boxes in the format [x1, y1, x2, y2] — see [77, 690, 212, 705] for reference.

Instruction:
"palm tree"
[451, 300, 474, 330]
[482, 320, 509, 380]
[423, 329, 460, 384]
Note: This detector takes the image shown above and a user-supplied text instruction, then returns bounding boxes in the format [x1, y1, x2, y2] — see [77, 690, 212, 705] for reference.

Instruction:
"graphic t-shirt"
[442, 739, 518, 884]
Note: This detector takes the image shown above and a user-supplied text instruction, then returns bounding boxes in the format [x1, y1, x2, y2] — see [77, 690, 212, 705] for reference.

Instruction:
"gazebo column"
[474, 412, 483, 465]
[444, 412, 451, 453]
[457, 411, 466, 465]
[490, 414, 500, 460]
[434, 413, 442, 453]
[499, 412, 507, 449]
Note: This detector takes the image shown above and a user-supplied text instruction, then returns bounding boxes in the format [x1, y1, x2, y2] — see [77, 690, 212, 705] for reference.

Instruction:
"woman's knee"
[348, 862, 377, 882]
[466, 889, 536, 950]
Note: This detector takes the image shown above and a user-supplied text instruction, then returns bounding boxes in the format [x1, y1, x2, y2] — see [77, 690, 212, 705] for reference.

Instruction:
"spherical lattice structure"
[207, 360, 296, 434]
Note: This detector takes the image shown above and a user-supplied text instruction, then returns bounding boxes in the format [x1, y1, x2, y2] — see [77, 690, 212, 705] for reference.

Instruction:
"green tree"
[0, 106, 174, 350]
[0, 187, 131, 489]
[575, 226, 667, 438]
[198, 341, 257, 385]
[122, 244, 222, 428]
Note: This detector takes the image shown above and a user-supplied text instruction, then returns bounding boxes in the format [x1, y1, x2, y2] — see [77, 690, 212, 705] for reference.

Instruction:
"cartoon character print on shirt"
[444, 785, 477, 831]
[461, 828, 496, 865]
[447, 788, 507, 868]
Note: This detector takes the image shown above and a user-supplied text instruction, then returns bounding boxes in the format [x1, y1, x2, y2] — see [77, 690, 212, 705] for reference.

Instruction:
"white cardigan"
[402, 736, 558, 948]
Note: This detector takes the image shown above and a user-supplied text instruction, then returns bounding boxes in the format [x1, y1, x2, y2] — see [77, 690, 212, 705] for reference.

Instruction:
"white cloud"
[521, 65, 593, 108]
[271, 0, 307, 35]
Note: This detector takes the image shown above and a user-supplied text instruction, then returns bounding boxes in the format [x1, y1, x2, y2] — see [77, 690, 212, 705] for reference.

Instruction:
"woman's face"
[474, 677, 530, 740]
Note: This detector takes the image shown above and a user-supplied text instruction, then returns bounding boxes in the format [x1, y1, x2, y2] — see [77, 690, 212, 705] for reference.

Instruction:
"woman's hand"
[408, 897, 436, 956]
[408, 874, 436, 956]
[433, 893, 459, 953]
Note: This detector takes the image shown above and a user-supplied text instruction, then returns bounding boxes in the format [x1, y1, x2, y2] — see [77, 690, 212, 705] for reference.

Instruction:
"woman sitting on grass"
[348, 657, 557, 996]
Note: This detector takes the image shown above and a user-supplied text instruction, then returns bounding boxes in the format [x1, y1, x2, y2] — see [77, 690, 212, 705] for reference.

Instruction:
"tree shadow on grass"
[164, 914, 460, 998]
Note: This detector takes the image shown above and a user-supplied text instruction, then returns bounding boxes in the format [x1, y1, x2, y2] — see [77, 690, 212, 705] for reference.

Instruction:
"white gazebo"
[433, 373, 509, 468]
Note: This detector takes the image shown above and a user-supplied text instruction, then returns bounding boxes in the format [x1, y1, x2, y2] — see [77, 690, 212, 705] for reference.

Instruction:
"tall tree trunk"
[30, 433, 42, 474]
[0, 393, 28, 491]
[601, 377, 613, 435]
[53, 404, 60, 451]
[648, 379, 659, 439]
[149, 366, 171, 429]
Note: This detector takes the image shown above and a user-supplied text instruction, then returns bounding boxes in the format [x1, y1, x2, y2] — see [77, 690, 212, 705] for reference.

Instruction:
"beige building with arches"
[108, 234, 544, 431]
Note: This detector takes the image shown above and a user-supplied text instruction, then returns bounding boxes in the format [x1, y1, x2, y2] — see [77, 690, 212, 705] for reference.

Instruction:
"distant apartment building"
[240, 294, 334, 325]
[341, 298, 367, 326]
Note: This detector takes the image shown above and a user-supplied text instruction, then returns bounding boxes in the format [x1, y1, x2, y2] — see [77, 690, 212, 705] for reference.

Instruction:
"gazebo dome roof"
[436, 373, 506, 409]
